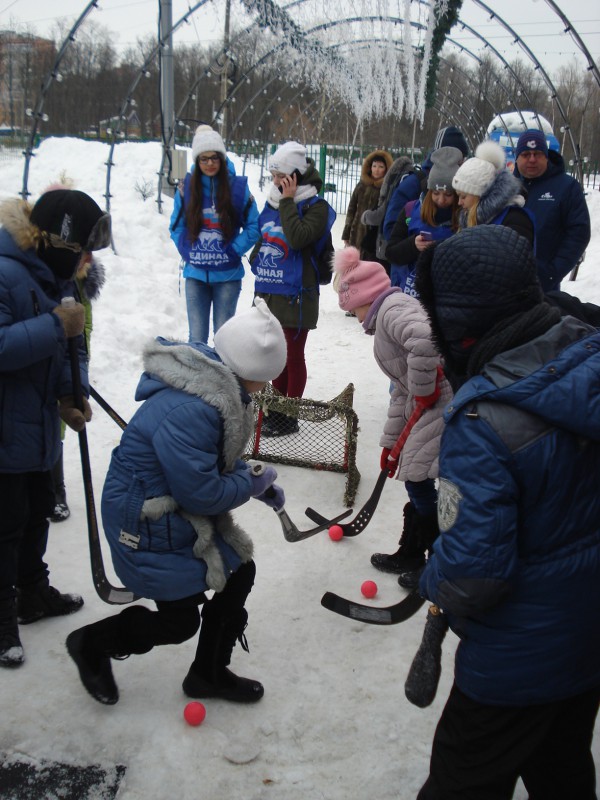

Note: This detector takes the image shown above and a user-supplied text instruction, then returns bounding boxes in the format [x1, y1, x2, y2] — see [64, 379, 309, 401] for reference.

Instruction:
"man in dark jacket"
[414, 225, 600, 800]
[513, 128, 590, 292]
[0, 189, 111, 668]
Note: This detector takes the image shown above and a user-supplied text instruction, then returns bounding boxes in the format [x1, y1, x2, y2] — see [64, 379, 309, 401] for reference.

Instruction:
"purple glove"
[249, 464, 278, 497]
[256, 484, 286, 511]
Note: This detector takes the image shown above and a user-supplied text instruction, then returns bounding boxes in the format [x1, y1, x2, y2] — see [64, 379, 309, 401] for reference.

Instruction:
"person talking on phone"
[386, 147, 462, 296]
[250, 141, 329, 438]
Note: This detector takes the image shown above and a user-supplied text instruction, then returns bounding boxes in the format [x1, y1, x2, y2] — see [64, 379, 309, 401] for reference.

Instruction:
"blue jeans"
[185, 278, 242, 344]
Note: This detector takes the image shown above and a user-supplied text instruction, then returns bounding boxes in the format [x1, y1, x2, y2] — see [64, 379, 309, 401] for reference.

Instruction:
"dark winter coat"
[417, 226, 600, 707]
[101, 338, 256, 601]
[252, 160, 328, 330]
[514, 150, 591, 291]
[342, 150, 393, 258]
[0, 199, 89, 473]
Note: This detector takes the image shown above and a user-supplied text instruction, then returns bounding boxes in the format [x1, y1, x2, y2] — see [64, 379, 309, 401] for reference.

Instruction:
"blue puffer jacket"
[0, 199, 88, 473]
[420, 316, 600, 706]
[101, 338, 256, 601]
[514, 150, 590, 291]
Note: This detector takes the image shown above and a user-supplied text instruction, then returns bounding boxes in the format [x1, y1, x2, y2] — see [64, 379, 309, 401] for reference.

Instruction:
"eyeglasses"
[199, 155, 221, 164]
[518, 151, 546, 160]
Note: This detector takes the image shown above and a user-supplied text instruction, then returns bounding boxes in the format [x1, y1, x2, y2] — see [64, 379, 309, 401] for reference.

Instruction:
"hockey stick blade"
[320, 588, 425, 625]
[305, 469, 388, 537]
[276, 506, 353, 542]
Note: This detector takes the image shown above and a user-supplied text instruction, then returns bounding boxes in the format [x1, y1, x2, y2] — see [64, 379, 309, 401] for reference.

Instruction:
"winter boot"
[0, 600, 24, 668]
[370, 503, 425, 574]
[66, 623, 120, 705]
[17, 581, 83, 624]
[261, 410, 299, 438]
[397, 511, 439, 590]
[50, 446, 70, 523]
[182, 606, 264, 703]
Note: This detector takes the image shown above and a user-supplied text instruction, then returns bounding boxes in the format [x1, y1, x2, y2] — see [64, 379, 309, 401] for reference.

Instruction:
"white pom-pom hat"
[452, 140, 506, 198]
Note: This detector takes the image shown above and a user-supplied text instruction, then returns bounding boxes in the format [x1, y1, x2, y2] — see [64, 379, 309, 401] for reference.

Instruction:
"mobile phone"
[277, 169, 303, 193]
[420, 230, 433, 241]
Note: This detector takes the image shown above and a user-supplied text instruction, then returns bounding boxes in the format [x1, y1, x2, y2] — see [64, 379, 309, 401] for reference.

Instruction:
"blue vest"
[176, 173, 248, 272]
[395, 199, 454, 297]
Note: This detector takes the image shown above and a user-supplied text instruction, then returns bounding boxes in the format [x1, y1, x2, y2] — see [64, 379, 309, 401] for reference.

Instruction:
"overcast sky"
[1, 0, 598, 76]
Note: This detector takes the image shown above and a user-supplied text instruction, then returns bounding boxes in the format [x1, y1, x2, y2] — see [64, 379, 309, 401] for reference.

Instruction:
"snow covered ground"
[0, 138, 598, 800]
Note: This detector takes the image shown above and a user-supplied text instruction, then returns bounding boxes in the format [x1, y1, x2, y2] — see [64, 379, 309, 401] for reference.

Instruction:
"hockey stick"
[89, 385, 127, 430]
[404, 605, 449, 707]
[305, 405, 424, 537]
[320, 588, 425, 625]
[66, 310, 137, 605]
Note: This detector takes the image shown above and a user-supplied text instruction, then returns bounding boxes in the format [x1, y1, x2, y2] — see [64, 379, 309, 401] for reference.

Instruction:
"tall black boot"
[371, 502, 425, 574]
[0, 597, 24, 668]
[397, 511, 440, 589]
[50, 445, 70, 522]
[182, 604, 264, 703]
[66, 615, 124, 705]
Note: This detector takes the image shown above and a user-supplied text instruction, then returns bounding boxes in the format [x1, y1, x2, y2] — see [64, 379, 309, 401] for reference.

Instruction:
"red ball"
[328, 525, 344, 541]
[183, 701, 206, 726]
[361, 580, 378, 599]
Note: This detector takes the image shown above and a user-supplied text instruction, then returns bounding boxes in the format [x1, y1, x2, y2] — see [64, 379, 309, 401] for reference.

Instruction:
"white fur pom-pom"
[474, 140, 506, 171]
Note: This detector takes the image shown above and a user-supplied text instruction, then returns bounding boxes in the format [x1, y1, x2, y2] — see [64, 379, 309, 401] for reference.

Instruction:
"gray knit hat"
[427, 147, 464, 191]
[191, 125, 227, 161]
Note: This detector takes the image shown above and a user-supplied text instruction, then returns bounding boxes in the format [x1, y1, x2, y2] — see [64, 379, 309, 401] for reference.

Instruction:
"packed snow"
[0, 138, 598, 799]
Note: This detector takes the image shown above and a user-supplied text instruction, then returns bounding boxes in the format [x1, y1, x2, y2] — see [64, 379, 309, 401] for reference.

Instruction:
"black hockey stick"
[66, 316, 137, 605]
[305, 405, 424, 537]
[405, 605, 449, 707]
[89, 385, 127, 430]
[320, 588, 425, 625]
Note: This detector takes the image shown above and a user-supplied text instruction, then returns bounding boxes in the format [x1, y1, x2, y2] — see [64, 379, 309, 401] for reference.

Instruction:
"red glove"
[415, 366, 444, 410]
[380, 447, 399, 478]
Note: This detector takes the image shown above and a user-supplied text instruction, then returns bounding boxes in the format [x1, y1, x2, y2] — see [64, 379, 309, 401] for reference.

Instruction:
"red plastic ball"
[361, 580, 378, 599]
[183, 701, 206, 726]
[328, 525, 344, 541]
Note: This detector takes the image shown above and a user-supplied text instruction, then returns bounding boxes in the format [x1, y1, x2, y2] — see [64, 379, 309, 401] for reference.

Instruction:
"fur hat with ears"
[333, 247, 391, 312]
[452, 140, 506, 198]
[191, 125, 227, 162]
[213, 298, 287, 382]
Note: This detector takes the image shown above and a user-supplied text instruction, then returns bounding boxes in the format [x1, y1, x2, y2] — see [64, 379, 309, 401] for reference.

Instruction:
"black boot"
[17, 581, 83, 624]
[261, 410, 299, 438]
[50, 445, 70, 522]
[0, 599, 24, 668]
[371, 502, 425, 574]
[182, 606, 264, 703]
[397, 511, 439, 589]
[66, 621, 120, 705]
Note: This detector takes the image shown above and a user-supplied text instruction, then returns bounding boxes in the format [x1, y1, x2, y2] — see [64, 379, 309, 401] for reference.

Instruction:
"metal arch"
[542, 0, 600, 88]
[469, 0, 584, 181]
[20, 0, 100, 200]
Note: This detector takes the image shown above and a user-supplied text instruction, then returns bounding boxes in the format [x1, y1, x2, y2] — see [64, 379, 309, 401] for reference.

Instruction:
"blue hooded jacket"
[0, 199, 89, 473]
[101, 338, 256, 601]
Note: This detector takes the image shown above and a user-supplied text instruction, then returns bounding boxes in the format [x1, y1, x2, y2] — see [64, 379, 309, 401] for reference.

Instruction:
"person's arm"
[385, 214, 418, 265]
[169, 188, 186, 245]
[420, 414, 518, 616]
[229, 188, 260, 256]
[383, 174, 419, 240]
[342, 185, 360, 242]
[278, 197, 329, 251]
[546, 182, 591, 284]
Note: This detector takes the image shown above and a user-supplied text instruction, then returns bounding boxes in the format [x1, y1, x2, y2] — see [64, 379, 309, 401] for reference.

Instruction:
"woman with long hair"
[170, 125, 259, 344]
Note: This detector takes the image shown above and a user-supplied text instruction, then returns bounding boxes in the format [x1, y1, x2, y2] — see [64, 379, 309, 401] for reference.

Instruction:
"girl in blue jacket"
[66, 300, 287, 707]
[170, 125, 259, 344]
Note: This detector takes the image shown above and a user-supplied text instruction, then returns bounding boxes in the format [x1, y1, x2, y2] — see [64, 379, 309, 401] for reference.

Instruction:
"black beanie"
[31, 190, 106, 279]
[432, 126, 469, 158]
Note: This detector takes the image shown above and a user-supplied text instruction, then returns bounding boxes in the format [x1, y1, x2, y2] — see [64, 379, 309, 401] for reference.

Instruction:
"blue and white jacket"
[0, 199, 88, 473]
[169, 158, 259, 285]
[514, 150, 591, 292]
[420, 316, 600, 706]
[101, 338, 256, 601]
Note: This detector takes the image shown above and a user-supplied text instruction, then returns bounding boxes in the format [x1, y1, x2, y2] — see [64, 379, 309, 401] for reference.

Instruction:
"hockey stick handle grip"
[404, 605, 449, 708]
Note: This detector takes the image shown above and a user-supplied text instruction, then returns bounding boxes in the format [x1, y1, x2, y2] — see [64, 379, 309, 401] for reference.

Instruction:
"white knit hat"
[213, 298, 287, 382]
[191, 125, 227, 162]
[452, 141, 506, 197]
[268, 141, 308, 176]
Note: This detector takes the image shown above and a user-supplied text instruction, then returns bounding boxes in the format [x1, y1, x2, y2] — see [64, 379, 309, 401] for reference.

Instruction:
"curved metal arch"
[542, 0, 600, 88]
[21, 0, 100, 199]
[469, 0, 583, 180]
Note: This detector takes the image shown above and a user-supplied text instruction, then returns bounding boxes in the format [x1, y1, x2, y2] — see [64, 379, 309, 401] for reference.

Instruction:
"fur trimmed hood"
[139, 337, 254, 470]
[0, 197, 41, 253]
[468, 169, 525, 227]
[361, 150, 394, 188]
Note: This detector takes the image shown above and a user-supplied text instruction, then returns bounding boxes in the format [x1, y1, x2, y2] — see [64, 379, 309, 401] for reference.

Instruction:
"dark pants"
[0, 472, 55, 612]
[417, 683, 600, 800]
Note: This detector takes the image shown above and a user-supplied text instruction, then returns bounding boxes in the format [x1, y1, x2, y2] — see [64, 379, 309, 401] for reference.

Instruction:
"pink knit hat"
[333, 247, 391, 312]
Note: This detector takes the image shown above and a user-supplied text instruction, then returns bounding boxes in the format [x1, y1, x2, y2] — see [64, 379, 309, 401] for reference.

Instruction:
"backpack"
[300, 198, 337, 286]
[375, 162, 425, 261]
